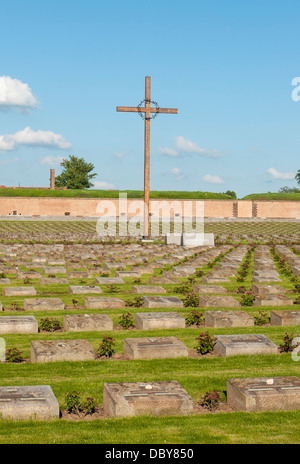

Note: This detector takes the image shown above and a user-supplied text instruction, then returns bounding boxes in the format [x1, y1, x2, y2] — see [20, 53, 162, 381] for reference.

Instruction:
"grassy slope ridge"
[0, 189, 231, 199]
[242, 192, 300, 201]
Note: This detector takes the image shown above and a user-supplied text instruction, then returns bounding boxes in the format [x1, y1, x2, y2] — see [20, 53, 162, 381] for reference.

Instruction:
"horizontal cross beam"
[116, 106, 178, 114]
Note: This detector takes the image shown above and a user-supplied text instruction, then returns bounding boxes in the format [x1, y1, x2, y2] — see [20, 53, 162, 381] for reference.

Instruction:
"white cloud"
[267, 168, 295, 180]
[158, 147, 179, 157]
[0, 76, 38, 111]
[93, 180, 116, 189]
[158, 136, 222, 158]
[112, 151, 128, 159]
[203, 174, 224, 184]
[0, 127, 72, 152]
[40, 155, 65, 166]
[175, 136, 221, 158]
[170, 167, 187, 181]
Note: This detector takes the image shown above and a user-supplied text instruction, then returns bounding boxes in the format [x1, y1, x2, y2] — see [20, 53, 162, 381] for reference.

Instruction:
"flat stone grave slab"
[172, 266, 196, 275]
[95, 277, 125, 284]
[193, 285, 228, 294]
[44, 266, 66, 274]
[135, 312, 185, 330]
[85, 296, 125, 309]
[103, 381, 194, 417]
[2, 287, 37, 297]
[124, 336, 189, 360]
[104, 263, 127, 270]
[271, 310, 300, 326]
[253, 295, 293, 306]
[0, 278, 11, 285]
[201, 276, 231, 284]
[69, 285, 102, 294]
[66, 271, 90, 278]
[24, 298, 65, 311]
[0, 302, 3, 311]
[47, 259, 66, 266]
[205, 310, 254, 328]
[252, 275, 282, 283]
[132, 285, 166, 294]
[227, 376, 300, 412]
[31, 339, 95, 363]
[214, 334, 277, 356]
[115, 271, 141, 278]
[137, 267, 154, 275]
[0, 316, 38, 334]
[199, 295, 241, 308]
[63, 314, 113, 332]
[142, 296, 183, 308]
[17, 271, 42, 279]
[149, 276, 179, 284]
[0, 385, 60, 420]
[251, 284, 286, 296]
[0, 267, 18, 274]
[40, 278, 69, 285]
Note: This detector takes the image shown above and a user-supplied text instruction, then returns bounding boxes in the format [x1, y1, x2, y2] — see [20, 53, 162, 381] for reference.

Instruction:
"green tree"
[55, 155, 97, 189]
[223, 190, 237, 199]
[295, 171, 300, 188]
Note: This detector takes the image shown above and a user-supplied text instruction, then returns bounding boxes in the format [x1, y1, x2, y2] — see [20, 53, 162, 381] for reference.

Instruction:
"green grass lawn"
[242, 192, 300, 201]
[0, 188, 232, 200]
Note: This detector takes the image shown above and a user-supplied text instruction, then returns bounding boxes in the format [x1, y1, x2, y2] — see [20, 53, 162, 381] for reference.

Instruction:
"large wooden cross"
[116, 76, 178, 238]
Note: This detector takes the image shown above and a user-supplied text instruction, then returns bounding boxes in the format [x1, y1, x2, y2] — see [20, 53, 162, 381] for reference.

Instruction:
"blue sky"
[0, 0, 300, 197]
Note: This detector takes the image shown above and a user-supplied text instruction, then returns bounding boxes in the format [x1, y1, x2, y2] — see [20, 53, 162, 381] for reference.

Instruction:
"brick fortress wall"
[0, 197, 299, 219]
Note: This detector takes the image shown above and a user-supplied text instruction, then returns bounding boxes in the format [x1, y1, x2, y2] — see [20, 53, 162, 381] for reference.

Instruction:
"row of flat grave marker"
[1, 376, 300, 420]
[252, 246, 281, 283]
[1, 308, 300, 336]
[202, 245, 249, 284]
[275, 245, 300, 276]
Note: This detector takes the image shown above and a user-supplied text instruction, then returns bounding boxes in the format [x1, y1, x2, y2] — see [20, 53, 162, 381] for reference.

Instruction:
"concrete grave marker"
[63, 314, 113, 332]
[2, 287, 37, 297]
[69, 285, 102, 294]
[24, 298, 65, 311]
[142, 296, 184, 308]
[31, 339, 95, 363]
[132, 285, 166, 294]
[227, 376, 300, 412]
[0, 316, 38, 334]
[103, 381, 194, 417]
[271, 310, 300, 326]
[214, 334, 277, 356]
[124, 336, 188, 360]
[0, 385, 60, 420]
[205, 310, 254, 328]
[135, 312, 185, 330]
[199, 295, 241, 308]
[85, 296, 125, 309]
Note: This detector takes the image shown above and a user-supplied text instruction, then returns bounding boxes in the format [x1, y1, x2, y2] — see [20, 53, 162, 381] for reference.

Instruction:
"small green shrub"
[125, 297, 143, 308]
[185, 309, 204, 327]
[195, 332, 215, 355]
[174, 284, 191, 294]
[254, 311, 270, 326]
[118, 312, 135, 329]
[198, 390, 221, 411]
[39, 317, 61, 332]
[279, 333, 297, 353]
[96, 335, 116, 358]
[241, 292, 255, 306]
[6, 347, 25, 363]
[183, 292, 199, 307]
[65, 391, 97, 416]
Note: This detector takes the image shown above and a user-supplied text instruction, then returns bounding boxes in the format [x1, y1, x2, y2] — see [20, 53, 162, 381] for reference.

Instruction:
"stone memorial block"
[270, 310, 300, 326]
[199, 295, 241, 308]
[103, 381, 194, 417]
[0, 385, 60, 420]
[0, 302, 3, 311]
[31, 339, 95, 363]
[165, 233, 182, 246]
[2, 287, 37, 297]
[44, 266, 67, 274]
[63, 314, 113, 332]
[85, 296, 125, 309]
[95, 277, 125, 285]
[0, 278, 11, 285]
[142, 296, 183, 308]
[124, 336, 188, 360]
[205, 310, 254, 328]
[253, 295, 293, 306]
[40, 278, 69, 285]
[0, 337, 5, 361]
[115, 271, 141, 278]
[0, 267, 18, 274]
[193, 285, 228, 294]
[0, 316, 38, 334]
[135, 312, 185, 330]
[104, 263, 127, 270]
[47, 259, 66, 266]
[182, 233, 214, 247]
[227, 376, 300, 412]
[214, 334, 277, 357]
[24, 298, 65, 311]
[66, 271, 90, 279]
[251, 284, 286, 296]
[17, 271, 42, 280]
[172, 266, 196, 275]
[69, 285, 102, 294]
[201, 276, 231, 284]
[132, 285, 166, 294]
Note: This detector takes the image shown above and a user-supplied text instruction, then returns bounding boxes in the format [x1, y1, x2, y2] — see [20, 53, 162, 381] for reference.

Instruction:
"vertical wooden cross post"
[116, 76, 178, 238]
